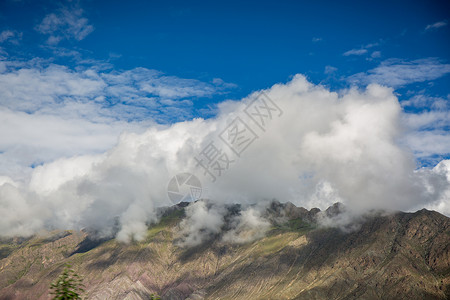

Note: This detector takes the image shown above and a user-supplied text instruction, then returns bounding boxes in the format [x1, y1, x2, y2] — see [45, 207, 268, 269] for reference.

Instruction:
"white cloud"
[177, 202, 271, 247]
[222, 206, 270, 244]
[425, 20, 448, 31]
[424, 160, 450, 216]
[0, 30, 14, 42]
[0, 184, 47, 237]
[403, 131, 450, 159]
[371, 51, 381, 58]
[0, 176, 17, 187]
[400, 94, 450, 165]
[402, 94, 449, 111]
[343, 41, 381, 57]
[348, 58, 450, 87]
[0, 58, 236, 179]
[177, 201, 225, 247]
[343, 48, 367, 56]
[324, 65, 337, 74]
[35, 7, 94, 44]
[0, 75, 449, 241]
[403, 110, 449, 130]
[0, 107, 128, 180]
[0, 30, 22, 44]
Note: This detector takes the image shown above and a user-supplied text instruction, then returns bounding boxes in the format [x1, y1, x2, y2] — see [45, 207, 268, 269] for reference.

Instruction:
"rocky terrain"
[0, 201, 449, 300]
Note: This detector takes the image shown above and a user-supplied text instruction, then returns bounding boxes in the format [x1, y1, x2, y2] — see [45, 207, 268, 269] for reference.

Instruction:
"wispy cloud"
[401, 94, 450, 164]
[0, 30, 22, 44]
[0, 30, 14, 42]
[35, 7, 94, 44]
[425, 20, 447, 31]
[324, 65, 337, 74]
[348, 58, 450, 87]
[343, 48, 367, 56]
[312, 37, 323, 43]
[343, 41, 381, 57]
[404, 130, 450, 161]
[401, 94, 449, 111]
[371, 51, 381, 58]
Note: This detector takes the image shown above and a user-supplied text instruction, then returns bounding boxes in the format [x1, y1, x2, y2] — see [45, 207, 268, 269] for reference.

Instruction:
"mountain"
[0, 202, 449, 300]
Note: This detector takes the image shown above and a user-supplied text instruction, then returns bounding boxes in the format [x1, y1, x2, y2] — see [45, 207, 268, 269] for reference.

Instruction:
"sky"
[0, 0, 449, 241]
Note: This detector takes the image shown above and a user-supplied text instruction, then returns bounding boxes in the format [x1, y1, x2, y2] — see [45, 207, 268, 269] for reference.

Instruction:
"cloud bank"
[0, 58, 234, 180]
[0, 75, 449, 242]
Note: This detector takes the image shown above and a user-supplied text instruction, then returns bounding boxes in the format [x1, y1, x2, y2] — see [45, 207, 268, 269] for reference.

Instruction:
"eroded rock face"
[0, 203, 449, 300]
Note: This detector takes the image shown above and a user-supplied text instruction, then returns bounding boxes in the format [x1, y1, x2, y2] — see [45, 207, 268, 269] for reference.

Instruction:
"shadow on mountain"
[0, 247, 14, 260]
[86, 245, 157, 271]
[70, 236, 112, 256]
[42, 231, 72, 243]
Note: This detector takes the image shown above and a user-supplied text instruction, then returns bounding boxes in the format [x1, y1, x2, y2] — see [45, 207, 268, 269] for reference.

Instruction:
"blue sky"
[0, 0, 449, 179]
[2, 0, 449, 97]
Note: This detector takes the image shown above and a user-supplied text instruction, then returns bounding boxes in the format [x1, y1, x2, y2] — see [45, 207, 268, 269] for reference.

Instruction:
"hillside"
[0, 202, 449, 300]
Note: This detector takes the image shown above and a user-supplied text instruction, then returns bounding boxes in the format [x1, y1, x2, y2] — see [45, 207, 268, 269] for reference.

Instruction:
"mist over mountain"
[0, 201, 448, 300]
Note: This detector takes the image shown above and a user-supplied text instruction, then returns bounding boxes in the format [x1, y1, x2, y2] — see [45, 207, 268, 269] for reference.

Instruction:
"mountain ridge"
[0, 202, 449, 300]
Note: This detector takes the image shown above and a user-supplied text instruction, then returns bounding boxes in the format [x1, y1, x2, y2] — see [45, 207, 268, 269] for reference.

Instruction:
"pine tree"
[50, 264, 85, 300]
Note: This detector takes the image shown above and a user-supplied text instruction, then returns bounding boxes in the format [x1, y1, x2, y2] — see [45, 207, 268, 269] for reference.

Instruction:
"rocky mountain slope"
[0, 202, 449, 300]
